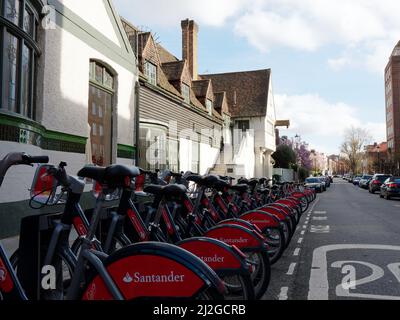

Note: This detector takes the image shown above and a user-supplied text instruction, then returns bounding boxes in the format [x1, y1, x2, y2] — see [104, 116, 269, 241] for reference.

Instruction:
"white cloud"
[113, 0, 400, 73]
[232, 0, 400, 73]
[113, 0, 248, 27]
[275, 93, 386, 154]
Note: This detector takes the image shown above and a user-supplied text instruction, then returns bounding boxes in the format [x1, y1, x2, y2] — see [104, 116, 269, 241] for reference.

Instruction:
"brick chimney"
[181, 19, 199, 80]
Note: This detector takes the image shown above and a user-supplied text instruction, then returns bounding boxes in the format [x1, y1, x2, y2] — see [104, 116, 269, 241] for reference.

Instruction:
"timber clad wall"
[140, 85, 222, 145]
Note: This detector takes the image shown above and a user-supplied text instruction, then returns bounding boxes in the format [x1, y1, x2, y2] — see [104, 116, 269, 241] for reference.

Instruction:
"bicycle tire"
[10, 249, 75, 300]
[246, 250, 270, 299]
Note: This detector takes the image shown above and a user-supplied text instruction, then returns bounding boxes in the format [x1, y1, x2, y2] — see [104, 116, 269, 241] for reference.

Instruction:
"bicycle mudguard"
[217, 218, 265, 234]
[81, 242, 224, 300]
[256, 207, 288, 221]
[177, 237, 249, 273]
[268, 203, 295, 218]
[242, 208, 285, 224]
[276, 198, 299, 208]
[203, 224, 265, 252]
[290, 192, 307, 199]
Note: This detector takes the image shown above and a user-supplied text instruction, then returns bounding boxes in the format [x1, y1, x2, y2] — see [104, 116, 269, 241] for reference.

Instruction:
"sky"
[112, 0, 397, 155]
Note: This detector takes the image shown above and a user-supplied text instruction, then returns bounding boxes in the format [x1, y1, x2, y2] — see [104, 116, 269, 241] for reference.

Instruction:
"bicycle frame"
[0, 243, 27, 300]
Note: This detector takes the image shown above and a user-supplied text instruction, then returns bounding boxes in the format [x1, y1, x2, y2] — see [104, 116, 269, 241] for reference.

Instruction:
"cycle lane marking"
[308, 244, 400, 300]
[278, 287, 289, 300]
[287, 263, 297, 275]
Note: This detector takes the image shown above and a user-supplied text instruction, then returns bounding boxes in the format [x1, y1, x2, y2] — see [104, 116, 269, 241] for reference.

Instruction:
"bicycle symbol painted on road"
[308, 244, 400, 300]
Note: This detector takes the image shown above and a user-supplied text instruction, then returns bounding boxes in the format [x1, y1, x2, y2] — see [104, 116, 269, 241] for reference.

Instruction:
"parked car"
[359, 175, 373, 189]
[379, 177, 400, 200]
[305, 177, 324, 193]
[348, 175, 354, 183]
[318, 177, 327, 191]
[369, 174, 392, 194]
[352, 176, 362, 185]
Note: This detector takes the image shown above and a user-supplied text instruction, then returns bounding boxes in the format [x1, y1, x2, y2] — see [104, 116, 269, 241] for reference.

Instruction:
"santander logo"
[218, 237, 248, 244]
[199, 254, 225, 263]
[123, 271, 186, 284]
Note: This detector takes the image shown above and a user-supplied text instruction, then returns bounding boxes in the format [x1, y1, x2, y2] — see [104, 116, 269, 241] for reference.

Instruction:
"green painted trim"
[0, 111, 46, 135]
[117, 144, 135, 152]
[0, 111, 87, 153]
[104, 0, 135, 56]
[117, 144, 135, 159]
[43, 130, 87, 145]
[47, 0, 136, 71]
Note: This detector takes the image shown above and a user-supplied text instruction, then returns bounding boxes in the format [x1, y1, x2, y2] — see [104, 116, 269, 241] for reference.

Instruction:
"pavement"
[263, 178, 400, 300]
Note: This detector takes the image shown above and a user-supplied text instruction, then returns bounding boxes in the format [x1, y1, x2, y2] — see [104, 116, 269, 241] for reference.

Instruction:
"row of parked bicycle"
[0, 152, 316, 300]
[343, 173, 400, 200]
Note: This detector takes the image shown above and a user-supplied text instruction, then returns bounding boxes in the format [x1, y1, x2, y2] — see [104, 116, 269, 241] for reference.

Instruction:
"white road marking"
[287, 263, 297, 275]
[388, 263, 400, 283]
[310, 225, 330, 233]
[313, 217, 328, 221]
[294, 248, 301, 256]
[303, 225, 307, 229]
[314, 211, 327, 214]
[298, 238, 304, 244]
[308, 244, 400, 300]
[301, 231, 305, 235]
[278, 287, 289, 300]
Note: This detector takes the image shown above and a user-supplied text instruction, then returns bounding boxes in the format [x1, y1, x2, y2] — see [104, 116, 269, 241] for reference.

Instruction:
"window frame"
[206, 98, 213, 116]
[0, 0, 41, 120]
[181, 82, 190, 104]
[144, 60, 157, 86]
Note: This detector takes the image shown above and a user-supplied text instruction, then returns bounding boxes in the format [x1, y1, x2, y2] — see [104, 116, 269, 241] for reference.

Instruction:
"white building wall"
[0, 3, 137, 205]
[42, 24, 136, 146]
[58, 0, 121, 46]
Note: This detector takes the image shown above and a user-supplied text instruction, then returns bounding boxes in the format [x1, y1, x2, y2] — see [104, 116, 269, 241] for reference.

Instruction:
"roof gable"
[202, 69, 271, 118]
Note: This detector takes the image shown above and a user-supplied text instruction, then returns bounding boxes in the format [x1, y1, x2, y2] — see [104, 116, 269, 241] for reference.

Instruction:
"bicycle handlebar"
[0, 152, 49, 187]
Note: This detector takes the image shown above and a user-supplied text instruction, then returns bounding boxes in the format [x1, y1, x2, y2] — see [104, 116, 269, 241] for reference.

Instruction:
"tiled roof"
[202, 69, 271, 118]
[192, 79, 211, 98]
[162, 61, 186, 81]
[137, 32, 151, 56]
[157, 44, 179, 63]
[214, 92, 230, 115]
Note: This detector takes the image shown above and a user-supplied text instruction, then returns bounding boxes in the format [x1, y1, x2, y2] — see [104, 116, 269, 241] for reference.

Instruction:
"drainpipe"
[134, 81, 140, 166]
[134, 31, 140, 166]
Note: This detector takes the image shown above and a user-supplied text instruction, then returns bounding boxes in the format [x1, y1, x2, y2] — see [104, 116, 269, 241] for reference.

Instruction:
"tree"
[340, 126, 371, 174]
[272, 145, 297, 169]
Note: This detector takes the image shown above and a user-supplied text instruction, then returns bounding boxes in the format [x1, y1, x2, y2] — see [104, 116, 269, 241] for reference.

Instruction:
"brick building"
[385, 42, 400, 174]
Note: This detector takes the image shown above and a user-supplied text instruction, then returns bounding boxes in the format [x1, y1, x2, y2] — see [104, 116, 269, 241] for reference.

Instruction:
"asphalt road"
[263, 179, 400, 300]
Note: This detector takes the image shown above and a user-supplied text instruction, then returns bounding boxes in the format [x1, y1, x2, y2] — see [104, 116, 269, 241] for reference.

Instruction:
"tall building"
[385, 42, 400, 173]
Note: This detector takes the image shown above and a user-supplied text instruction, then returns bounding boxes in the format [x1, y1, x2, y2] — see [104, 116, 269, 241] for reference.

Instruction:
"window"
[206, 99, 213, 115]
[192, 140, 200, 173]
[88, 61, 115, 166]
[182, 83, 190, 104]
[144, 60, 157, 86]
[139, 124, 168, 171]
[1, 0, 40, 119]
[236, 120, 250, 132]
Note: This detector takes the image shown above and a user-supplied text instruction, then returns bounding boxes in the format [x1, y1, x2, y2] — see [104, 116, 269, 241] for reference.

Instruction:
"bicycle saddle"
[248, 178, 259, 186]
[213, 179, 230, 191]
[186, 174, 220, 187]
[144, 184, 187, 198]
[229, 184, 249, 193]
[78, 165, 140, 188]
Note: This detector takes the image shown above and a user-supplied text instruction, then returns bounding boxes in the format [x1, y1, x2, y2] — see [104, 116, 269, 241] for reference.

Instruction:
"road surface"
[264, 178, 400, 300]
